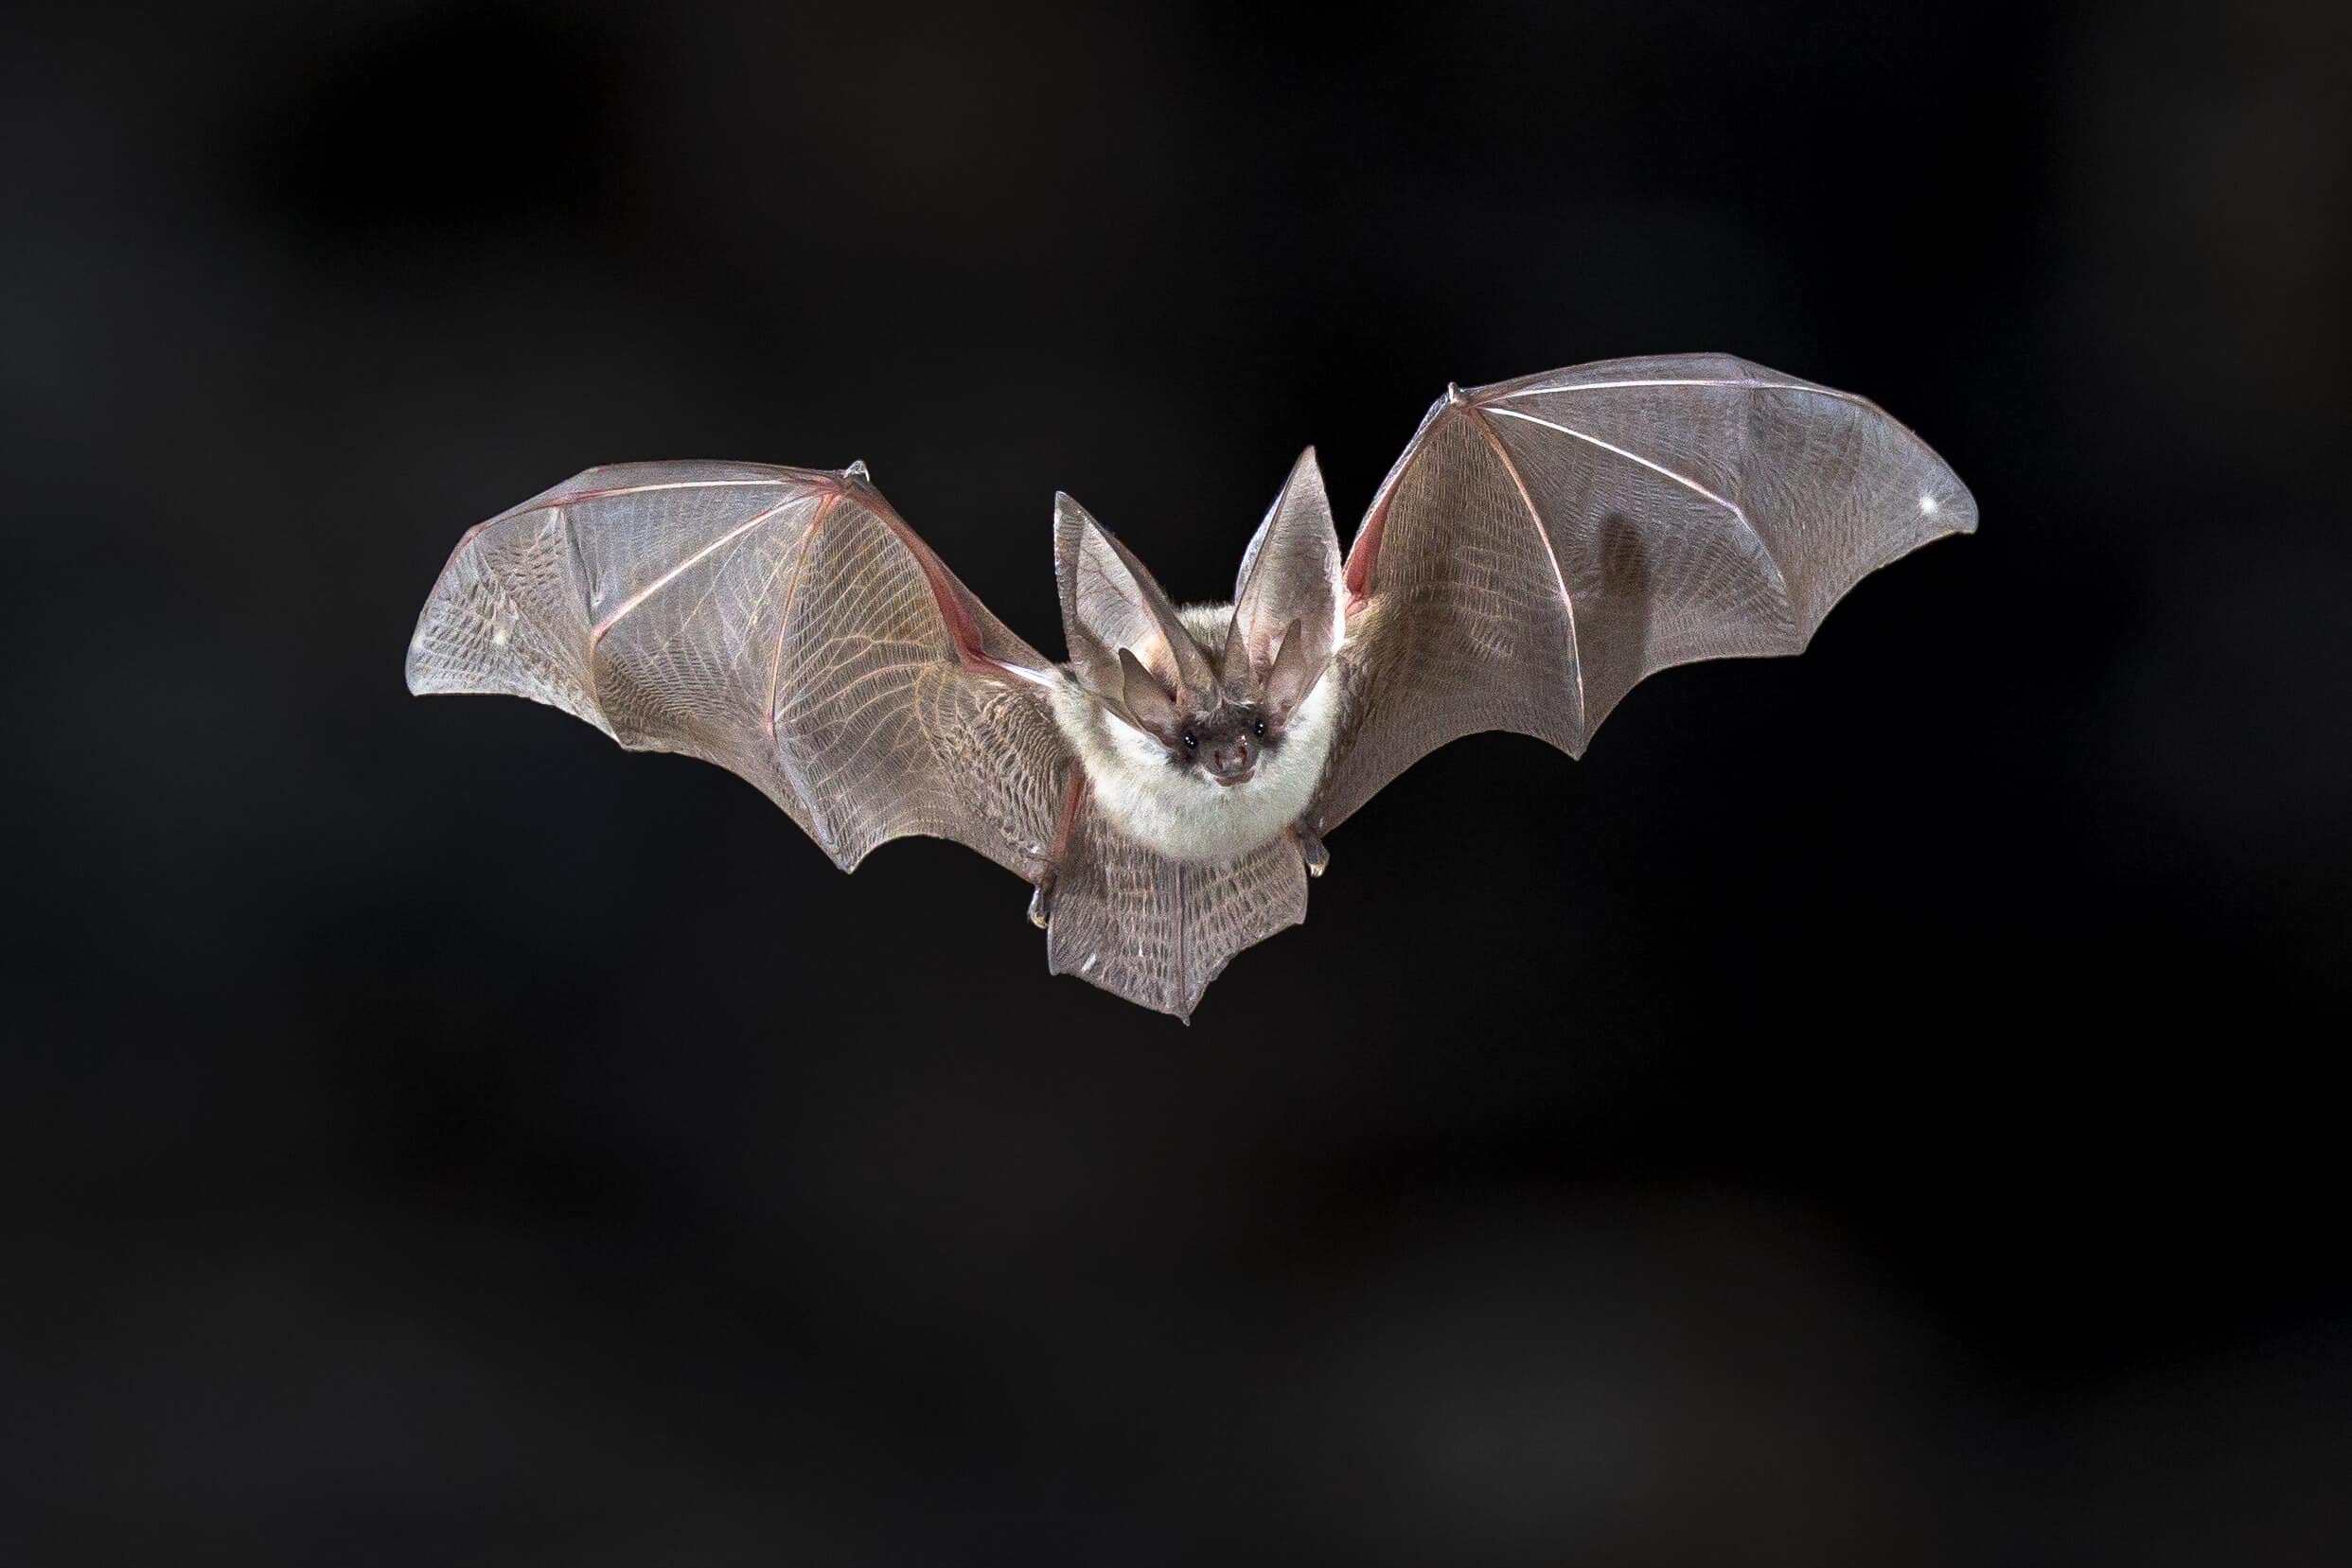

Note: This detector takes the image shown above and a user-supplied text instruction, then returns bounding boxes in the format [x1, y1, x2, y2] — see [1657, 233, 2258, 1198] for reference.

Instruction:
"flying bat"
[406, 353, 1975, 1019]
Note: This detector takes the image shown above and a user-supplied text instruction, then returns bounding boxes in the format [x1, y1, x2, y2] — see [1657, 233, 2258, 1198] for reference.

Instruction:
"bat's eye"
[1180, 731, 1197, 751]
[1252, 718, 1266, 738]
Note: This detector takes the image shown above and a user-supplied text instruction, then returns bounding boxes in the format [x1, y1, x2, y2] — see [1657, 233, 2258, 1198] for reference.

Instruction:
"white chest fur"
[1047, 603, 1339, 863]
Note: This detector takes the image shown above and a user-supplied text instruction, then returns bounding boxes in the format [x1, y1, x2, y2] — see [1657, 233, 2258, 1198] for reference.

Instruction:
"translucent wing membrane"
[1047, 815, 1309, 1022]
[1316, 354, 1975, 832]
[407, 463, 1065, 877]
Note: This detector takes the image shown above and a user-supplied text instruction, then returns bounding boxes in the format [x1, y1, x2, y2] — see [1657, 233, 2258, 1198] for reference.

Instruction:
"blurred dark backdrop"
[5, 1, 2347, 1563]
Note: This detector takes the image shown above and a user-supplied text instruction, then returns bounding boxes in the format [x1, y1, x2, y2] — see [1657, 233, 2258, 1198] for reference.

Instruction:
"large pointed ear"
[1116, 649, 1182, 744]
[1224, 448, 1343, 719]
[1054, 492, 1213, 704]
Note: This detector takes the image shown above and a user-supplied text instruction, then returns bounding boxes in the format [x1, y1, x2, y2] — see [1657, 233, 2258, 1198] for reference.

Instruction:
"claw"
[1295, 824, 1329, 878]
[1028, 872, 1055, 929]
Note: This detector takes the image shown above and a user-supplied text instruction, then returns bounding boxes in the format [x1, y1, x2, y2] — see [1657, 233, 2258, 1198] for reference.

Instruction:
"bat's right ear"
[1054, 492, 1213, 705]
[1224, 449, 1344, 718]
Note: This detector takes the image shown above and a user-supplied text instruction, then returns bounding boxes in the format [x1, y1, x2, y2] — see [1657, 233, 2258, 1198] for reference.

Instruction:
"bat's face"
[1156, 688, 1281, 787]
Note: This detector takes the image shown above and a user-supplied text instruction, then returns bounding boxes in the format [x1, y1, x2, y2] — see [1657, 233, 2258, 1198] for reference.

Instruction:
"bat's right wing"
[406, 459, 1302, 1021]
[1312, 354, 1977, 833]
[406, 461, 1068, 879]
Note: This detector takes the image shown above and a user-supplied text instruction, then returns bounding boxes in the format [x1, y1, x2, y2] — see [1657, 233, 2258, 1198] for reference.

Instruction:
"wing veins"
[503, 477, 795, 525]
[590, 494, 806, 646]
[450, 479, 801, 563]
[1459, 406, 1588, 741]
[763, 493, 837, 741]
[1482, 404, 1792, 609]
[1491, 378, 1871, 410]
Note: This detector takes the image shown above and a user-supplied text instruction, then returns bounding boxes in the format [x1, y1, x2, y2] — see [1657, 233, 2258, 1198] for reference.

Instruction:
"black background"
[7, 1, 2349, 1562]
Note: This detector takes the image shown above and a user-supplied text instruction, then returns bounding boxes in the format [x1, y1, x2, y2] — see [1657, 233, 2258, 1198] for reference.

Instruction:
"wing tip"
[1949, 484, 1983, 537]
[1919, 477, 1980, 540]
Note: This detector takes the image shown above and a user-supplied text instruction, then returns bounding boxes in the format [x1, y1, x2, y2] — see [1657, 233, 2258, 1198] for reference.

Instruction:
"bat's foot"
[1293, 823, 1330, 879]
[1027, 871, 1056, 929]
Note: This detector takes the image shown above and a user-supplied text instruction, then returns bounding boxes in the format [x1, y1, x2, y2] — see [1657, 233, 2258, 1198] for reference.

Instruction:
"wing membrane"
[1316, 354, 1975, 831]
[1045, 808, 1309, 1022]
[407, 462, 1065, 877]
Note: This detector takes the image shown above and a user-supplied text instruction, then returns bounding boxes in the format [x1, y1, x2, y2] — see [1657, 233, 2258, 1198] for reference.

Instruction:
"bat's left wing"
[1313, 354, 1976, 833]
[406, 461, 1068, 879]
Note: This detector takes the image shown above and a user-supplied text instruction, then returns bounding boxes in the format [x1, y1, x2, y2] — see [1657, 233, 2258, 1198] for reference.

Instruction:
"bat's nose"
[1210, 738, 1252, 779]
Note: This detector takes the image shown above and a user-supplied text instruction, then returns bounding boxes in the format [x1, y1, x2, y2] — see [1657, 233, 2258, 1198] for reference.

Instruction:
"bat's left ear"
[1225, 448, 1344, 719]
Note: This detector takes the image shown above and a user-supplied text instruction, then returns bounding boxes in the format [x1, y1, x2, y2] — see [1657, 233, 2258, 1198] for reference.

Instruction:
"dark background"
[6, 1, 2348, 1562]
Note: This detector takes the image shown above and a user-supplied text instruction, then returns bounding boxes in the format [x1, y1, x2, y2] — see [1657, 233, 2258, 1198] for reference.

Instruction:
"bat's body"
[1046, 603, 1341, 865]
[408, 354, 1975, 1018]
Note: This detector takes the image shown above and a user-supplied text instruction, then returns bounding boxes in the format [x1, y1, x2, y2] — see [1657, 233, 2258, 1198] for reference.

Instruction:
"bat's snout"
[1207, 738, 1254, 785]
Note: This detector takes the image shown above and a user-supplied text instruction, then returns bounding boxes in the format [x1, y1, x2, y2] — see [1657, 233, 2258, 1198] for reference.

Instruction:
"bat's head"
[1055, 450, 1345, 789]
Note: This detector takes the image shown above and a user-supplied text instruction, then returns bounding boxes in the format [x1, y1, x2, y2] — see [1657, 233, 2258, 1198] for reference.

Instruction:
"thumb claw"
[1294, 825, 1330, 878]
